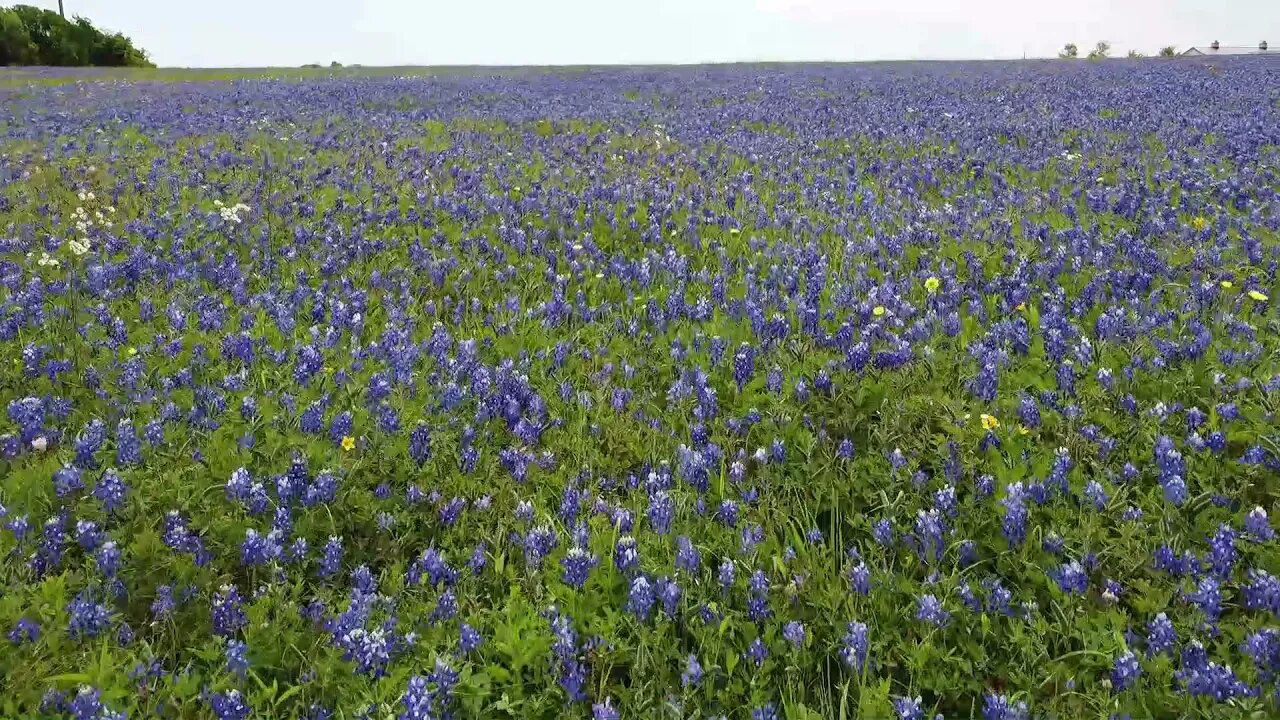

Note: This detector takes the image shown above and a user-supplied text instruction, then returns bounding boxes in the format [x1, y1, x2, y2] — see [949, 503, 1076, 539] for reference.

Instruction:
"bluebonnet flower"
[39, 688, 66, 716]
[75, 520, 103, 550]
[872, 517, 894, 546]
[241, 528, 281, 566]
[409, 420, 435, 466]
[1112, 650, 1141, 691]
[115, 420, 142, 466]
[1206, 524, 1238, 578]
[7, 396, 45, 443]
[613, 535, 638, 573]
[1242, 628, 1280, 679]
[675, 535, 701, 573]
[95, 541, 121, 578]
[893, 696, 924, 720]
[561, 547, 597, 589]
[1153, 436, 1187, 506]
[458, 623, 483, 654]
[67, 592, 111, 640]
[916, 594, 950, 627]
[1146, 613, 1177, 656]
[783, 620, 805, 648]
[910, 509, 946, 564]
[682, 654, 703, 687]
[1084, 480, 1107, 510]
[718, 558, 736, 589]
[8, 617, 39, 645]
[592, 698, 620, 720]
[73, 419, 107, 469]
[1052, 560, 1088, 595]
[302, 471, 340, 506]
[446, 540, 477, 575]
[68, 686, 127, 720]
[647, 491, 674, 535]
[974, 473, 994, 497]
[329, 410, 353, 446]
[746, 636, 769, 667]
[1017, 394, 1040, 429]
[430, 590, 458, 624]
[1001, 483, 1028, 547]
[300, 401, 325, 434]
[752, 703, 779, 720]
[1179, 658, 1250, 701]
[733, 342, 755, 390]
[1188, 576, 1223, 622]
[656, 576, 682, 616]
[208, 689, 251, 720]
[1242, 569, 1280, 615]
[318, 536, 343, 578]
[211, 585, 247, 636]
[1244, 506, 1274, 542]
[151, 585, 177, 620]
[53, 465, 84, 496]
[225, 639, 249, 677]
[848, 560, 871, 595]
[982, 694, 1028, 720]
[92, 469, 128, 513]
[627, 575, 656, 620]
[977, 576, 1008, 609]
[1206, 431, 1226, 453]
[716, 499, 739, 528]
[839, 621, 869, 672]
[439, 497, 466, 526]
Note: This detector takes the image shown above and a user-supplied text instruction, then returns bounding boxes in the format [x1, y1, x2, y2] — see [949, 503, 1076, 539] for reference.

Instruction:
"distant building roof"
[1182, 41, 1270, 56]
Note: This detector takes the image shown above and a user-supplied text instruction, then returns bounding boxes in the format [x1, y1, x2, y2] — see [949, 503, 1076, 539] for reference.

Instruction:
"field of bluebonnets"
[2, 57, 1280, 720]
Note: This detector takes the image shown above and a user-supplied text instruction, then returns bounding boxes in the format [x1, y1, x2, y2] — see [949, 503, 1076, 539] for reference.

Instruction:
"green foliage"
[1058, 43, 1078, 59]
[1160, 46, 1177, 57]
[1127, 49, 1145, 59]
[0, 4, 151, 67]
[1087, 41, 1111, 60]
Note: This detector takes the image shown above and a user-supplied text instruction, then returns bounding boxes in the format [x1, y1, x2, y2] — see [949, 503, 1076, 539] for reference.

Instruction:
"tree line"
[1059, 41, 1179, 59]
[0, 4, 152, 67]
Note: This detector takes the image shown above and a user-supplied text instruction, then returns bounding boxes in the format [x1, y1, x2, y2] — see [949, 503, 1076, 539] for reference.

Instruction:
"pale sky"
[33, 0, 1280, 68]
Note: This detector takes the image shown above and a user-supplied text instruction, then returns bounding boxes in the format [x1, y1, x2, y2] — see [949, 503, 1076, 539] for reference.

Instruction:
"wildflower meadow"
[2, 59, 1279, 719]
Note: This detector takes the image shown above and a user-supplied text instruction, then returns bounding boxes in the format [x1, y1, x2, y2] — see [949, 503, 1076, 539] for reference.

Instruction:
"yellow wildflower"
[872, 305, 886, 317]
[1191, 216, 1208, 231]
[1220, 280, 1233, 289]
[924, 276, 940, 294]
[341, 436, 356, 452]
[1249, 290, 1269, 302]
[1015, 302, 1026, 312]
[980, 414, 1000, 431]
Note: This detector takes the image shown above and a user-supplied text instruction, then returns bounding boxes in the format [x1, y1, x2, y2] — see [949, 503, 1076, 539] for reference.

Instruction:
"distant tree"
[1127, 49, 1145, 58]
[1, 4, 151, 66]
[1159, 46, 1177, 57]
[1087, 41, 1111, 60]
[0, 8, 35, 64]
[330, 60, 342, 68]
[1059, 43, 1079, 59]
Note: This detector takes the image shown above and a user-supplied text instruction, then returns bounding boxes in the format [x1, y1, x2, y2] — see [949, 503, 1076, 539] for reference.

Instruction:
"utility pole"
[58, 1, 65, 17]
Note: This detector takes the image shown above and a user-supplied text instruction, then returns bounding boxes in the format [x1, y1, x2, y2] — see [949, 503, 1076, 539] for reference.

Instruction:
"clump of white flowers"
[68, 238, 91, 256]
[72, 189, 114, 233]
[36, 251, 60, 267]
[216, 199, 251, 224]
